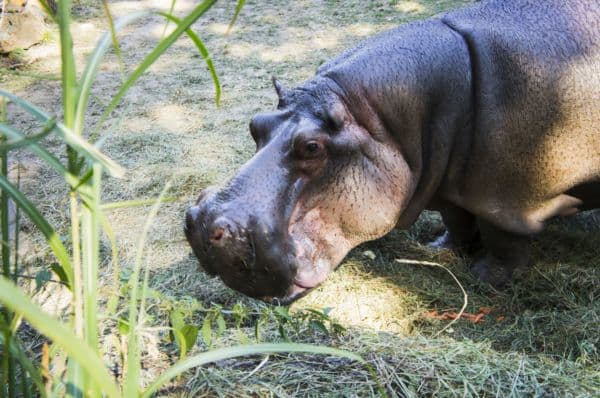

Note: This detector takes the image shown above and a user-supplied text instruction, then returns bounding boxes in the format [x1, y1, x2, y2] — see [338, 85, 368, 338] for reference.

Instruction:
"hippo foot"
[429, 230, 482, 254]
[470, 254, 517, 288]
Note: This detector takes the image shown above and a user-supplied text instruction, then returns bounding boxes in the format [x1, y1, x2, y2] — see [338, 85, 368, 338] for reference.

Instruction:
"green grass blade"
[93, 0, 217, 136]
[80, 165, 102, 398]
[11, 165, 20, 285]
[100, 197, 178, 210]
[0, 176, 73, 288]
[0, 278, 122, 398]
[37, 0, 57, 22]
[0, 97, 10, 398]
[53, 123, 124, 178]
[98, 212, 119, 315]
[158, 13, 221, 105]
[57, 0, 77, 130]
[0, 122, 85, 192]
[0, 68, 60, 81]
[161, 0, 178, 37]
[226, 0, 245, 34]
[81, 165, 102, 353]
[0, 331, 47, 398]
[141, 343, 367, 398]
[0, 117, 55, 152]
[1, 100, 9, 282]
[0, 91, 124, 178]
[123, 181, 172, 397]
[0, 90, 57, 122]
[74, 11, 148, 135]
[101, 1, 126, 75]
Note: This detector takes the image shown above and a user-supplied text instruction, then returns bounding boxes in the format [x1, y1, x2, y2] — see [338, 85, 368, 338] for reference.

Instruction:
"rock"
[0, 1, 48, 53]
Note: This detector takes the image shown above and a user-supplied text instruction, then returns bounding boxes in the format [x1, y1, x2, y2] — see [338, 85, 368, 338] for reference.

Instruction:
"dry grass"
[2, 0, 599, 396]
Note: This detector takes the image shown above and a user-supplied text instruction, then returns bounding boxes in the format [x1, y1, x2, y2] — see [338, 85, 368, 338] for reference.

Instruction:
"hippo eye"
[298, 140, 325, 159]
[306, 141, 320, 154]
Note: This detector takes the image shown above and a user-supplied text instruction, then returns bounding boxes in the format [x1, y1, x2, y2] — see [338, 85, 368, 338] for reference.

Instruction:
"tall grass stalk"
[0, 1, 374, 397]
[1, 93, 15, 398]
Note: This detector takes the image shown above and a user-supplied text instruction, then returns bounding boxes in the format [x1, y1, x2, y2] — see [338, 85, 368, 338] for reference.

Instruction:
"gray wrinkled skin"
[185, 0, 600, 303]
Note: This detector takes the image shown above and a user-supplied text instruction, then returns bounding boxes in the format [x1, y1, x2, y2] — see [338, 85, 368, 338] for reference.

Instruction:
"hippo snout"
[184, 190, 301, 302]
[185, 199, 251, 277]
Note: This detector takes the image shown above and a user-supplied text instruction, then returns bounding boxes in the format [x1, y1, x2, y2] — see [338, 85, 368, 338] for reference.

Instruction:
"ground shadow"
[349, 209, 600, 360]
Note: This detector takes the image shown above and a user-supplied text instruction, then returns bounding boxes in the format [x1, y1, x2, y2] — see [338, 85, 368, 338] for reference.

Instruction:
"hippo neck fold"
[315, 19, 475, 227]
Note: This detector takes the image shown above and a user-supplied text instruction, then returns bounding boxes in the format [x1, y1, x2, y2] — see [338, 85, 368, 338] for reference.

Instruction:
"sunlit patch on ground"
[395, 1, 428, 14]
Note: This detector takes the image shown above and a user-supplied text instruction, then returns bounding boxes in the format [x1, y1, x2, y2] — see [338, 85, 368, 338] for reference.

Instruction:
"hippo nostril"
[208, 217, 236, 247]
[210, 227, 225, 243]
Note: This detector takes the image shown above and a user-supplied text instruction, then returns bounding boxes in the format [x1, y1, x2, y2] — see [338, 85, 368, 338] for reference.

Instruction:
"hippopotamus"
[185, 0, 600, 304]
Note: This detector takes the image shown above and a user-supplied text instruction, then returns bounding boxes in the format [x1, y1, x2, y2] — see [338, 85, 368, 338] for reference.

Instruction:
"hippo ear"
[324, 102, 347, 131]
[271, 76, 289, 100]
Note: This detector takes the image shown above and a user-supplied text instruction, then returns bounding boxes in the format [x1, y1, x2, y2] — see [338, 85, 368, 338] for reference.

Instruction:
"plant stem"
[0, 95, 15, 398]
[12, 165, 19, 284]
[1, 98, 9, 281]
[68, 191, 85, 397]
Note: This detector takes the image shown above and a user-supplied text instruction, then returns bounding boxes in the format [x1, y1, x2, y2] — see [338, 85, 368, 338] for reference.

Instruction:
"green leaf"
[0, 117, 55, 151]
[50, 263, 69, 286]
[0, 91, 125, 178]
[216, 313, 226, 337]
[101, 0, 126, 76]
[305, 308, 327, 319]
[106, 295, 119, 315]
[117, 318, 129, 335]
[37, 0, 57, 22]
[94, 0, 218, 136]
[35, 270, 52, 291]
[0, 121, 82, 190]
[0, 176, 73, 288]
[57, 0, 77, 130]
[332, 323, 346, 335]
[0, 278, 122, 398]
[180, 325, 199, 355]
[170, 310, 185, 331]
[227, 0, 245, 34]
[158, 13, 221, 105]
[0, 328, 48, 398]
[100, 196, 179, 210]
[254, 320, 261, 342]
[274, 306, 292, 321]
[74, 11, 148, 136]
[201, 317, 212, 347]
[124, 181, 172, 398]
[140, 343, 368, 398]
[309, 320, 329, 336]
[278, 324, 288, 341]
[172, 329, 187, 357]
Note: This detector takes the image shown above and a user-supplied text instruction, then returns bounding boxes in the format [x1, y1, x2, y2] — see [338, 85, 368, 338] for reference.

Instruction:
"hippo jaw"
[184, 197, 338, 304]
[185, 79, 416, 304]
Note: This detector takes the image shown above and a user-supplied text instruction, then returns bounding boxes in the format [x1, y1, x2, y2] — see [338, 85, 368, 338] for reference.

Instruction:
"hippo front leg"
[430, 204, 481, 253]
[471, 219, 532, 287]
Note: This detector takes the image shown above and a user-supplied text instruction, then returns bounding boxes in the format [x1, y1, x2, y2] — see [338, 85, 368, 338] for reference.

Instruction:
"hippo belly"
[439, 0, 600, 237]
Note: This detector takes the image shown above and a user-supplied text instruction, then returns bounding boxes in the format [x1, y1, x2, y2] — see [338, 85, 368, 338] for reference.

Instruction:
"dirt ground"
[1, 0, 599, 396]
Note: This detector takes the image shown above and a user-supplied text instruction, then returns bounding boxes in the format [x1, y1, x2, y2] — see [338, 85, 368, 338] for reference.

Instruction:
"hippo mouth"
[277, 262, 329, 302]
[185, 206, 332, 303]
[215, 252, 331, 304]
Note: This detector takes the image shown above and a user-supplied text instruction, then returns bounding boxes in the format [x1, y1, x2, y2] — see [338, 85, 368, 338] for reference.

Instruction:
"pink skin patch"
[288, 205, 353, 293]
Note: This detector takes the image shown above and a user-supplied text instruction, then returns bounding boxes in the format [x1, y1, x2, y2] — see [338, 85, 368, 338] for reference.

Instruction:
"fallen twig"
[395, 258, 467, 336]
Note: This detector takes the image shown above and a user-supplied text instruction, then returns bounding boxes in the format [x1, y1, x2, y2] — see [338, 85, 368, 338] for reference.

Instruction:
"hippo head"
[185, 78, 416, 304]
